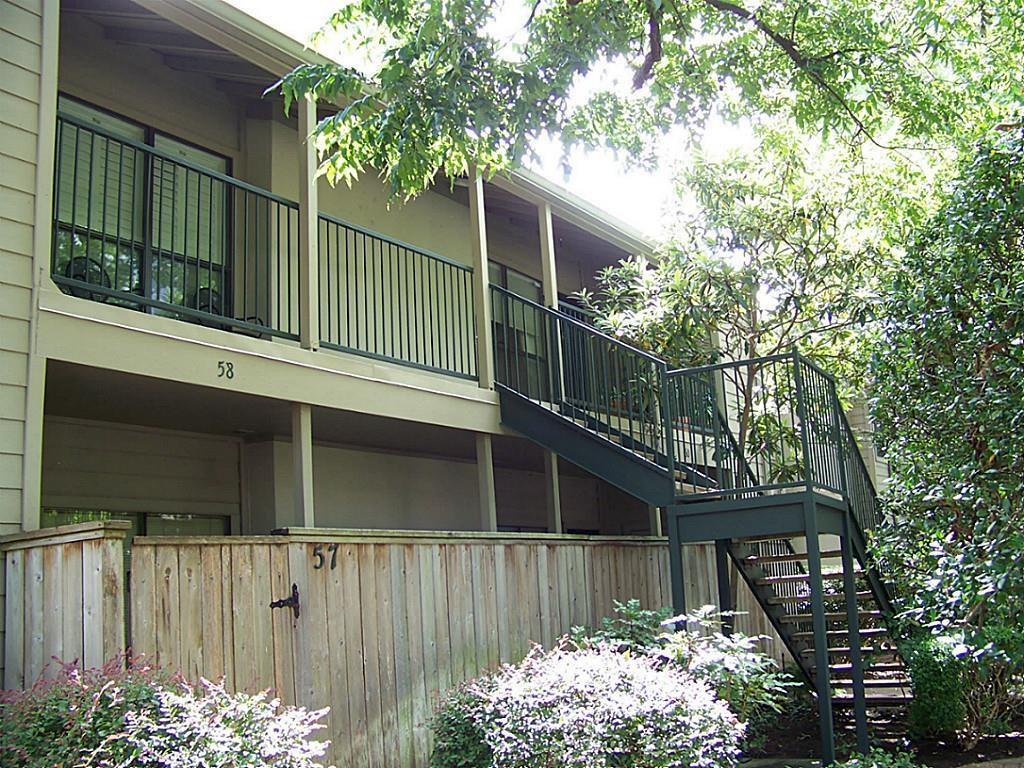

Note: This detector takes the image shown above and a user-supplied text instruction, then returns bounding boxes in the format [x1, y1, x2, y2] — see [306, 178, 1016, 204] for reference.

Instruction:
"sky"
[223, 0, 750, 241]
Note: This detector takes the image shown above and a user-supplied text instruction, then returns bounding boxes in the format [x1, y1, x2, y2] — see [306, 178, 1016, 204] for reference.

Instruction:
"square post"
[667, 510, 686, 616]
[468, 167, 494, 389]
[297, 95, 320, 351]
[715, 538, 734, 635]
[291, 402, 315, 527]
[476, 433, 498, 531]
[538, 202, 563, 532]
[842, 511, 870, 753]
[804, 499, 836, 764]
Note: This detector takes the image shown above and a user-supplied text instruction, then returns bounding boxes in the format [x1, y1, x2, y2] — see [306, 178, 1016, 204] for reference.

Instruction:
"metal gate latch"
[270, 583, 300, 619]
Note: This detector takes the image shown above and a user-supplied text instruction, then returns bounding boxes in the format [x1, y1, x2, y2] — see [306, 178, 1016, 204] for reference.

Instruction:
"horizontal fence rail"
[52, 114, 300, 339]
[492, 286, 671, 470]
[318, 214, 476, 379]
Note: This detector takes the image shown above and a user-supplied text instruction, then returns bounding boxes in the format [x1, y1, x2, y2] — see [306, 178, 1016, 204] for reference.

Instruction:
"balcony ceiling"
[62, 0, 278, 98]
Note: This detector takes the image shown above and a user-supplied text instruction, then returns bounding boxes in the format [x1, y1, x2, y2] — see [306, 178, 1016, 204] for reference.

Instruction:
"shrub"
[0, 658, 329, 768]
[430, 685, 492, 768]
[467, 643, 742, 768]
[570, 598, 672, 653]
[901, 634, 967, 739]
[0, 656, 170, 768]
[832, 748, 922, 768]
[658, 607, 795, 725]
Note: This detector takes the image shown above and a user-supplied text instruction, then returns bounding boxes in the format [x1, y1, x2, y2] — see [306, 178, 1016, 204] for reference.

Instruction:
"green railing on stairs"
[491, 287, 882, 536]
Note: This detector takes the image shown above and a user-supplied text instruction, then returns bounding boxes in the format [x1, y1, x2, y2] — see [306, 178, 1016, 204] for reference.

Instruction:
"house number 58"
[217, 361, 235, 379]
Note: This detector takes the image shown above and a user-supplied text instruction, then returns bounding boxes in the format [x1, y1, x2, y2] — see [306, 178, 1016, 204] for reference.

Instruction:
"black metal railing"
[667, 351, 883, 531]
[491, 293, 882, 530]
[491, 286, 672, 470]
[318, 214, 476, 379]
[52, 114, 300, 338]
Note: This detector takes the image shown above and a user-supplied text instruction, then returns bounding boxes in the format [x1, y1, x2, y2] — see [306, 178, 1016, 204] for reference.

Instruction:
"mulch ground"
[747, 702, 1024, 767]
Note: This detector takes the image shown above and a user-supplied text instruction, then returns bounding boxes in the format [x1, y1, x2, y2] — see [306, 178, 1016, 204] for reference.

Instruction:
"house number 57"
[217, 361, 235, 379]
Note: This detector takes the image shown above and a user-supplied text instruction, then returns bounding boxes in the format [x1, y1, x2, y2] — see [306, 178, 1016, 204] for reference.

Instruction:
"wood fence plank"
[403, 545, 430, 768]
[219, 545, 236, 691]
[444, 545, 466, 684]
[493, 544, 509, 664]
[4, 548, 25, 688]
[200, 546, 225, 682]
[536, 545, 551, 646]
[230, 545, 255, 691]
[100, 538, 125, 666]
[61, 542, 84, 667]
[178, 545, 203, 681]
[301, 543, 333, 744]
[340, 543, 369, 768]
[154, 544, 181, 670]
[324, 542, 352, 768]
[41, 544, 62, 674]
[268, 543, 295, 704]
[389, 545, 414, 768]
[250, 545, 276, 694]
[130, 544, 156, 662]
[358, 544, 385, 768]
[374, 544, 399, 768]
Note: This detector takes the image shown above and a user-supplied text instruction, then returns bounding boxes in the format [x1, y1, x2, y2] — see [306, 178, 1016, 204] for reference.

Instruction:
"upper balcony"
[44, 0, 650, 391]
[52, 108, 478, 380]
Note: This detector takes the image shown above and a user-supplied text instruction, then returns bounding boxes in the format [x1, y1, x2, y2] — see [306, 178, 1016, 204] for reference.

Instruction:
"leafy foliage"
[570, 598, 672, 653]
[657, 606, 795, 725]
[901, 634, 968, 738]
[277, 0, 1024, 199]
[832, 748, 924, 768]
[871, 126, 1024, 746]
[429, 685, 492, 768]
[0, 659, 328, 768]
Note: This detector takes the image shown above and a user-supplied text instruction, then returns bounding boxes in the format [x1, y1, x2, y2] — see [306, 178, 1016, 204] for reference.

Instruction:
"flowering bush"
[0, 659, 328, 768]
[432, 643, 742, 768]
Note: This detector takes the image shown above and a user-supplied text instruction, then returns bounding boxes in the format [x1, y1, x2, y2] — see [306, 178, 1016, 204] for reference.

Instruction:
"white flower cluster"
[470, 644, 743, 768]
[114, 679, 329, 768]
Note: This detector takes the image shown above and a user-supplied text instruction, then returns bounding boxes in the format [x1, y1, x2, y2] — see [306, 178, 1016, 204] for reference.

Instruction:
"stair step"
[766, 590, 871, 604]
[832, 679, 911, 688]
[829, 661, 905, 673]
[800, 645, 896, 656]
[780, 611, 880, 623]
[744, 549, 842, 564]
[755, 571, 854, 585]
[792, 627, 889, 641]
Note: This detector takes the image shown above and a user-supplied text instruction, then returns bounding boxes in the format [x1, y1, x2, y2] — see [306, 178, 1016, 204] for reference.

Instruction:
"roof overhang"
[123, 0, 657, 257]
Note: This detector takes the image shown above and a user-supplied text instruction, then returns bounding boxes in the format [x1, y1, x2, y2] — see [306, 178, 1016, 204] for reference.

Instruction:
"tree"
[576, 125, 914, 385]
[871, 126, 1024, 741]
[277, 0, 1023, 199]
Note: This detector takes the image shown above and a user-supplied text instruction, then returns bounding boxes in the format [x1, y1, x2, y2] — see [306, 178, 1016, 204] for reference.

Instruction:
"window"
[490, 262, 552, 399]
[53, 96, 231, 318]
[41, 508, 230, 538]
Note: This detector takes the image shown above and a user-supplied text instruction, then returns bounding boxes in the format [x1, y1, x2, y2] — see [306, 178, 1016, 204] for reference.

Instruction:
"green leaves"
[274, 0, 1024, 200]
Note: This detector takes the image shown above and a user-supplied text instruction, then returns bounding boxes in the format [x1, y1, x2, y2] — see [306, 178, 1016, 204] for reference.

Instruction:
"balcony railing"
[52, 113, 300, 339]
[50, 115, 478, 380]
[318, 214, 476, 379]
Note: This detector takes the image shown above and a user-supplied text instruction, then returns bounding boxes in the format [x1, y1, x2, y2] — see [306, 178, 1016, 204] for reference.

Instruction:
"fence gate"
[129, 533, 673, 768]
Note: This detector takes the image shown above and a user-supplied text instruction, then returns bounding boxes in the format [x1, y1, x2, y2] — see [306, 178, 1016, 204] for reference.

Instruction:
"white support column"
[297, 95, 320, 351]
[475, 433, 498, 531]
[291, 402, 315, 527]
[648, 505, 664, 536]
[538, 202, 564, 533]
[468, 167, 494, 389]
[544, 452, 563, 534]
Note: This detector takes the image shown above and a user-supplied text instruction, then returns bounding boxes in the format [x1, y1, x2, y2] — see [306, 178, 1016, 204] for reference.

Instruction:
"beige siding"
[41, 417, 242, 522]
[0, 0, 44, 687]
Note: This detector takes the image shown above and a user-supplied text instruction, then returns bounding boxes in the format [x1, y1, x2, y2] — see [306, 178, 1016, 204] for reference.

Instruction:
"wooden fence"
[1, 521, 129, 689]
[0, 525, 787, 768]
